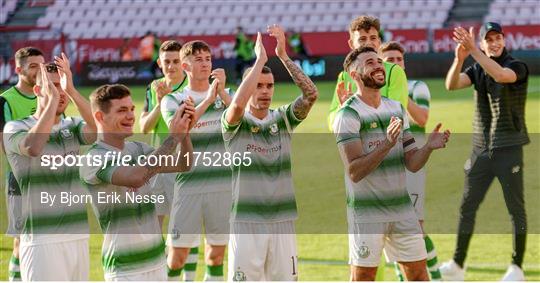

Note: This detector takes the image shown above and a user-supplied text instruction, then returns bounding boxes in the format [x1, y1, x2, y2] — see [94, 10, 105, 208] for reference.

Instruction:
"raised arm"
[193, 80, 218, 124]
[224, 32, 267, 126]
[454, 27, 517, 83]
[19, 64, 59, 157]
[268, 24, 318, 120]
[211, 68, 232, 106]
[140, 80, 171, 133]
[446, 29, 474, 91]
[338, 117, 401, 182]
[55, 53, 97, 143]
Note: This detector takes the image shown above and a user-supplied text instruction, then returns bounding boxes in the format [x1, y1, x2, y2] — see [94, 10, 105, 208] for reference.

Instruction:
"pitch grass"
[0, 77, 539, 280]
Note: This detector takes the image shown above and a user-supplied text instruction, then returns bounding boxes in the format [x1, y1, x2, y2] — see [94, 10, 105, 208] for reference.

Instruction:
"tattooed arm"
[268, 24, 318, 120]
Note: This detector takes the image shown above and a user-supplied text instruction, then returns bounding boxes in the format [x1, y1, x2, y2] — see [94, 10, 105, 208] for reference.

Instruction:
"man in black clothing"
[441, 22, 529, 281]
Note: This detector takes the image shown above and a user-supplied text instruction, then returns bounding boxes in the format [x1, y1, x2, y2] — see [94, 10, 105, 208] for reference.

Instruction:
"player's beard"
[21, 69, 37, 87]
[360, 72, 385, 89]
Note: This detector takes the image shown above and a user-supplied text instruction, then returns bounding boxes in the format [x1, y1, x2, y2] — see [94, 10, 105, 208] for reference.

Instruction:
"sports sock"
[425, 235, 442, 280]
[183, 247, 199, 281]
[167, 266, 182, 281]
[204, 264, 224, 281]
[9, 255, 21, 281]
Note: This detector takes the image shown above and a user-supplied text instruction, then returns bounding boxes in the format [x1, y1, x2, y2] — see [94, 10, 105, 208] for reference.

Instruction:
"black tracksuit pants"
[453, 145, 527, 268]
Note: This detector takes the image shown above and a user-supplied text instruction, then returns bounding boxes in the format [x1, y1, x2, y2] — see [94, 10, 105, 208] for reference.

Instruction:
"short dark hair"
[242, 65, 272, 80]
[343, 46, 377, 72]
[35, 62, 58, 86]
[159, 40, 183, 54]
[90, 84, 131, 113]
[349, 15, 380, 37]
[15, 46, 44, 66]
[380, 41, 405, 55]
[180, 40, 211, 61]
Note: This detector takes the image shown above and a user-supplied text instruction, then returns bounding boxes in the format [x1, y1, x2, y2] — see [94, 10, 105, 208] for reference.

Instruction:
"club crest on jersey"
[370, 122, 378, 129]
[15, 219, 23, 230]
[233, 269, 246, 281]
[269, 123, 279, 135]
[251, 126, 260, 133]
[171, 228, 180, 240]
[214, 99, 224, 110]
[60, 128, 73, 139]
[358, 245, 370, 258]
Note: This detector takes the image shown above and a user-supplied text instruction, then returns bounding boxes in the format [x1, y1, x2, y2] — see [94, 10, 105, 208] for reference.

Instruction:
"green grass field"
[1, 76, 539, 281]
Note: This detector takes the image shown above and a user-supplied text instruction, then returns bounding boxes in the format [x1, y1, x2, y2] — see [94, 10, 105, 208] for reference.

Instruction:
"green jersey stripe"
[347, 193, 411, 209]
[233, 200, 297, 217]
[102, 240, 165, 271]
[25, 211, 88, 231]
[96, 202, 156, 231]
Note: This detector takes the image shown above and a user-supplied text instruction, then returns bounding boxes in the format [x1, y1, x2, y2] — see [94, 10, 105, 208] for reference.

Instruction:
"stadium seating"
[32, 0, 455, 39]
[484, 0, 539, 26]
[1, 0, 18, 24]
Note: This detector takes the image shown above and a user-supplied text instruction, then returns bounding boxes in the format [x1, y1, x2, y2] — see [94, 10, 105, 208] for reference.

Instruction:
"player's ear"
[181, 61, 190, 72]
[347, 39, 354, 50]
[156, 58, 162, 68]
[94, 111, 104, 124]
[15, 66, 22, 75]
[478, 40, 487, 52]
[349, 70, 359, 81]
[33, 84, 41, 96]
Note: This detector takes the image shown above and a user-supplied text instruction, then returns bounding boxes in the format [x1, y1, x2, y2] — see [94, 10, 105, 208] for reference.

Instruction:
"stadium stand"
[1, 0, 18, 24]
[31, 0, 454, 39]
[485, 0, 540, 26]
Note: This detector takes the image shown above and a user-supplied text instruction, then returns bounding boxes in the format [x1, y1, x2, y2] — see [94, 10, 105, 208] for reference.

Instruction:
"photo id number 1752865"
[184, 151, 252, 167]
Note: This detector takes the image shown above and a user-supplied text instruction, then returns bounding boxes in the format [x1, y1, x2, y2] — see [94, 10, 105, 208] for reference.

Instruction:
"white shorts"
[406, 167, 426, 220]
[228, 221, 298, 281]
[349, 217, 426, 267]
[20, 238, 89, 281]
[152, 173, 175, 217]
[105, 265, 167, 281]
[167, 191, 231, 247]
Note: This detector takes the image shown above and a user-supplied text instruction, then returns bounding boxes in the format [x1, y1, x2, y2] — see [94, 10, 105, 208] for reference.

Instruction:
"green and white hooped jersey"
[333, 96, 417, 223]
[2, 116, 90, 245]
[80, 141, 165, 276]
[222, 103, 303, 223]
[161, 87, 232, 195]
[407, 80, 431, 134]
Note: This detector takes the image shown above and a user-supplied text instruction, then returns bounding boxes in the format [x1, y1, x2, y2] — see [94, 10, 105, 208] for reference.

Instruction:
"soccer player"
[140, 40, 188, 146]
[3, 56, 96, 280]
[327, 15, 409, 130]
[222, 25, 318, 281]
[380, 41, 441, 281]
[138, 40, 201, 280]
[440, 23, 529, 281]
[161, 40, 232, 281]
[333, 46, 450, 281]
[0, 46, 44, 282]
[80, 84, 194, 281]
